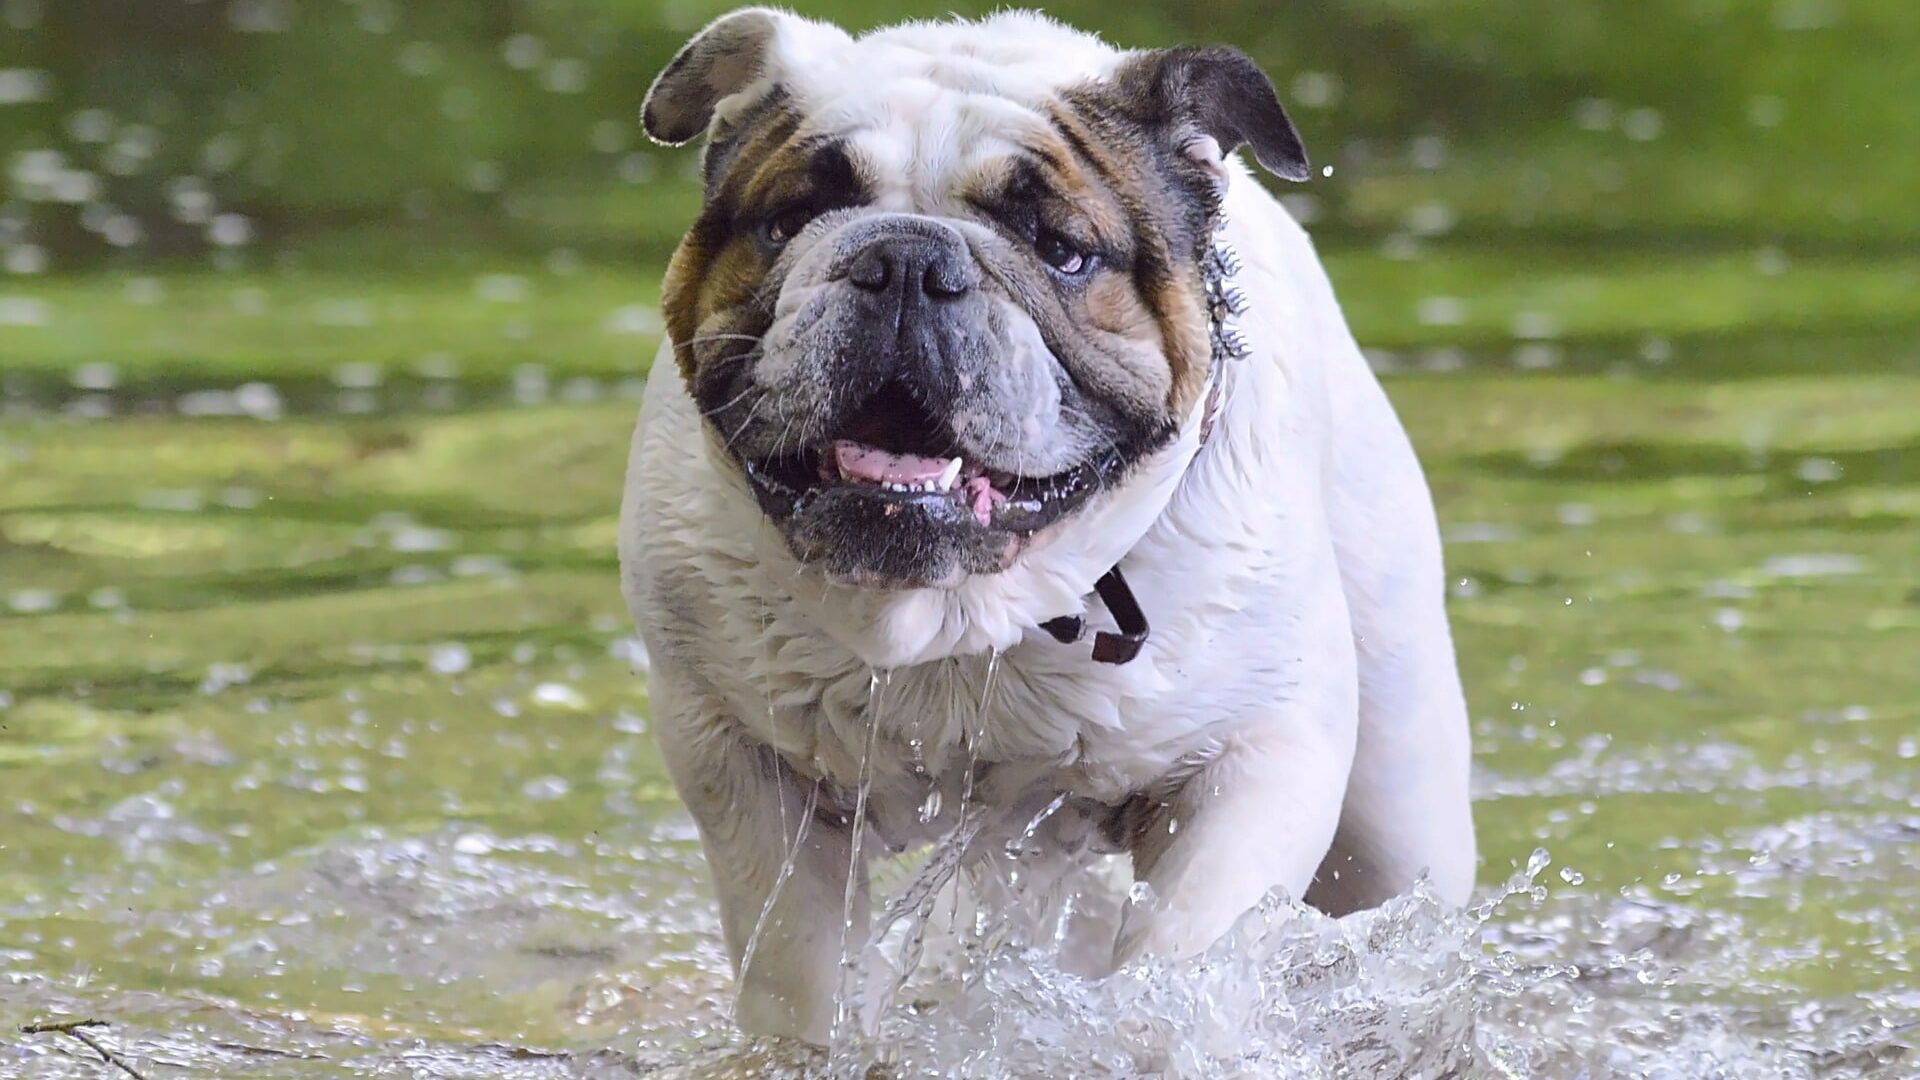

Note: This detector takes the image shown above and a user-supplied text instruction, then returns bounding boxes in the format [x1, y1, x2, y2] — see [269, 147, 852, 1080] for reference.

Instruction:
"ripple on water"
[5, 815, 1915, 1078]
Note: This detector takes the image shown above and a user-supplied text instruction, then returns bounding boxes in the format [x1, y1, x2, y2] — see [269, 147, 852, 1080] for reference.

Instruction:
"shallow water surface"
[2, 281, 1918, 1077]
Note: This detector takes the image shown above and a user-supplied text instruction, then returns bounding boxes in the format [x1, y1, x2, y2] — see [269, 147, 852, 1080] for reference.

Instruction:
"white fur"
[620, 11, 1475, 1045]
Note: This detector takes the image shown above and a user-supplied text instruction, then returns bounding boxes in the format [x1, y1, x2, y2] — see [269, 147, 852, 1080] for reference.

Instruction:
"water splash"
[852, 850, 1545, 1079]
[863, 809, 987, 1036]
[628, 836, 1913, 1079]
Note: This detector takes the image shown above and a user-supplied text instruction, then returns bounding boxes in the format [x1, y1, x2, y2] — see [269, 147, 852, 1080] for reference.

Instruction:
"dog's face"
[645, 10, 1307, 590]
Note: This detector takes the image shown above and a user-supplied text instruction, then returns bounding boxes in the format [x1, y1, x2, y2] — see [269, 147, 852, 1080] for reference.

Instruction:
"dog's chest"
[727, 632, 1197, 836]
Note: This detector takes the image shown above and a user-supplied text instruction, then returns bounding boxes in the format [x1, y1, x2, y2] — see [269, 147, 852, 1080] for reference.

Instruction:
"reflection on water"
[3, 327, 1918, 1078]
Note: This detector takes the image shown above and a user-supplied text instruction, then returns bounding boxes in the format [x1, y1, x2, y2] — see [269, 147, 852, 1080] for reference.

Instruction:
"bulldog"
[619, 8, 1476, 1044]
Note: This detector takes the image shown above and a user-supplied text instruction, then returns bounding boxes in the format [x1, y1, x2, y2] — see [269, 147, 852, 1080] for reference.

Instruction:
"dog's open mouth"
[740, 383, 1121, 534]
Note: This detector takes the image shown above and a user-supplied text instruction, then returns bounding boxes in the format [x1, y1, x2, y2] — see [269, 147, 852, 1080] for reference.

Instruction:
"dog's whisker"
[701, 383, 761, 420]
[722, 396, 769, 452]
[680, 332, 767, 349]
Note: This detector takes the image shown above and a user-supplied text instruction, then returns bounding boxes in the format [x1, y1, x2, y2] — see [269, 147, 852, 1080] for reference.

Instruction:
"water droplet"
[521, 775, 570, 801]
[531, 682, 587, 710]
[6, 588, 58, 614]
[427, 643, 471, 676]
[209, 213, 253, 247]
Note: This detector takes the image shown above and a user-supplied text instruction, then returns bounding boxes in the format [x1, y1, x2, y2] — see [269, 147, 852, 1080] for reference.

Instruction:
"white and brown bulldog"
[620, 8, 1476, 1044]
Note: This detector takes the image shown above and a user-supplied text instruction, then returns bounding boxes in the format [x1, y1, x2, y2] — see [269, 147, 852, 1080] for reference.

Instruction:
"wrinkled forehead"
[774, 22, 1123, 206]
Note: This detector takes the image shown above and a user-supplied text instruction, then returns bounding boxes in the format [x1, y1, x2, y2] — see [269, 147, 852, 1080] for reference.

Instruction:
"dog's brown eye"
[766, 206, 815, 244]
[1036, 230, 1088, 275]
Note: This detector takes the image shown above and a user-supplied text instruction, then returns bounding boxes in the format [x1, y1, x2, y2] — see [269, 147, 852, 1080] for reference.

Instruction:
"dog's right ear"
[642, 7, 847, 146]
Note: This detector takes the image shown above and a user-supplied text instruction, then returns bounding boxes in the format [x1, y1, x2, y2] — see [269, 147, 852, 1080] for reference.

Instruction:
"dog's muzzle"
[733, 215, 1127, 588]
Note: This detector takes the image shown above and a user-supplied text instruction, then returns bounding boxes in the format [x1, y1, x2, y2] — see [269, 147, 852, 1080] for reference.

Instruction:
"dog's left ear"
[1107, 46, 1310, 186]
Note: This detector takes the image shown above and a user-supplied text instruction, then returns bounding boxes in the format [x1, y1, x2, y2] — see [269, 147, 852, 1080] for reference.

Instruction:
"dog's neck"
[1039, 203, 1244, 664]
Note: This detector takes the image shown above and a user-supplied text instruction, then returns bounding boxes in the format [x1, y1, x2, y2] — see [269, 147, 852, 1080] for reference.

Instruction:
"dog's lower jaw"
[769, 431, 1204, 672]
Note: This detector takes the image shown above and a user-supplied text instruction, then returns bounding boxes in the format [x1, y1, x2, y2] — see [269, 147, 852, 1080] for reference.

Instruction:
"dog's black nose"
[846, 233, 976, 301]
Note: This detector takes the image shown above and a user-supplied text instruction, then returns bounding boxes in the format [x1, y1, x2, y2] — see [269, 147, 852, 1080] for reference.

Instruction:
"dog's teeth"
[938, 457, 963, 492]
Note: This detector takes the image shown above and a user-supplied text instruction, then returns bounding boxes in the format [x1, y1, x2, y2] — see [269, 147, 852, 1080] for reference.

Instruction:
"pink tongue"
[966, 475, 1006, 527]
[833, 440, 952, 484]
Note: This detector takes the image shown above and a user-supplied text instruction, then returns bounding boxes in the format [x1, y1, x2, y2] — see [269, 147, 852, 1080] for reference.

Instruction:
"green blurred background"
[3, 0, 1920, 386]
[3, 0, 1918, 407]
[8, 0, 1920, 258]
[3, 2, 1920, 1072]
[5, 0, 1918, 356]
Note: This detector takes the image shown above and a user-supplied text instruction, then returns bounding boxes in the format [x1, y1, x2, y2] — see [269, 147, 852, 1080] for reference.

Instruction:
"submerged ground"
[0, 233, 1912, 1068]
[10, 1, 1920, 1072]
[2, 230, 1917, 1075]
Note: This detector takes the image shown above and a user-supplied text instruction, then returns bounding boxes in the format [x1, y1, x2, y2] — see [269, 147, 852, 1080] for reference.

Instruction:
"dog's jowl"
[619, 8, 1476, 1044]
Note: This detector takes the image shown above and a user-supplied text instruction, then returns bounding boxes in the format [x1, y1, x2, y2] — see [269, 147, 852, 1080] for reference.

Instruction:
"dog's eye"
[765, 206, 815, 245]
[1035, 230, 1089, 275]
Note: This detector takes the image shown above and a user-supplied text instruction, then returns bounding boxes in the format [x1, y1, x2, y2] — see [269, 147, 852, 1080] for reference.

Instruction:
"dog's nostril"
[848, 234, 973, 300]
[923, 256, 972, 299]
[849, 248, 892, 292]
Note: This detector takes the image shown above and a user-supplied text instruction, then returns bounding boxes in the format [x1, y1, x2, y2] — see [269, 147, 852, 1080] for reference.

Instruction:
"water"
[3, 305, 1918, 1076]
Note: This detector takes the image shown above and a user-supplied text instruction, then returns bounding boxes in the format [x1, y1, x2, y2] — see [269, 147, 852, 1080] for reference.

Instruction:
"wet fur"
[622, 9, 1476, 1045]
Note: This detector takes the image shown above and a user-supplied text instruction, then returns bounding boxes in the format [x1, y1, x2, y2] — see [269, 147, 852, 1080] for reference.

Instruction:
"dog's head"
[646, 10, 1307, 591]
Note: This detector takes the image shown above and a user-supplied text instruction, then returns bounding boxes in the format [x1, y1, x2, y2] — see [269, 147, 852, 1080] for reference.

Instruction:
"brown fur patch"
[1034, 101, 1215, 420]
[661, 103, 812, 384]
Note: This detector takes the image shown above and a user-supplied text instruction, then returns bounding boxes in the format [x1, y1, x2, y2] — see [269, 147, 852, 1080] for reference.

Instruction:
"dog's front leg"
[1113, 704, 1357, 965]
[651, 671, 864, 1045]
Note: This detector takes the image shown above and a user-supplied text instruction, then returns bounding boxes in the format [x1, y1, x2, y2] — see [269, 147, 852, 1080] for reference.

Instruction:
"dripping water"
[733, 605, 801, 1017]
[955, 649, 1000, 863]
[828, 666, 888, 1059]
[733, 777, 821, 1023]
